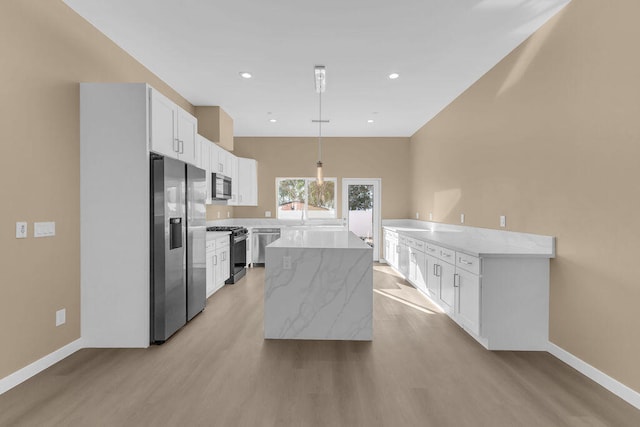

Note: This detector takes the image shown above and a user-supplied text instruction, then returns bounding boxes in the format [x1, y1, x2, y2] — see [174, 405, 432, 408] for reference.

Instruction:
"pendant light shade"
[316, 161, 323, 185]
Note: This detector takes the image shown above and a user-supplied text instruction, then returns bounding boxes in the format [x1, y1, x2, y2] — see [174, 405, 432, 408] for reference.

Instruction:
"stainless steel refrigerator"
[151, 154, 206, 343]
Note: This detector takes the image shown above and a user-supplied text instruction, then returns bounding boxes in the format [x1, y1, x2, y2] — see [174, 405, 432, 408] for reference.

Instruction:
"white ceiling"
[63, 0, 570, 137]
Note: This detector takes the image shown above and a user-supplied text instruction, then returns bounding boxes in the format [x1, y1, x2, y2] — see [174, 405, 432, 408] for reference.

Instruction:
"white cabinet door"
[455, 269, 481, 336]
[149, 88, 198, 165]
[209, 141, 224, 174]
[198, 137, 212, 204]
[438, 261, 455, 314]
[149, 89, 177, 158]
[236, 157, 258, 206]
[426, 254, 440, 299]
[413, 249, 427, 293]
[221, 247, 230, 283]
[177, 108, 197, 165]
[227, 153, 239, 205]
[206, 245, 215, 297]
[398, 242, 410, 278]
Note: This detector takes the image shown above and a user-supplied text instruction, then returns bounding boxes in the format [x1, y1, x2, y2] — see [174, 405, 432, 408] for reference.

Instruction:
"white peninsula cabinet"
[382, 222, 555, 351]
[149, 88, 197, 165]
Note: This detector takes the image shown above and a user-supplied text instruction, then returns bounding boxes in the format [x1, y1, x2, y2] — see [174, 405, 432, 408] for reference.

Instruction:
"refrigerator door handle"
[169, 217, 183, 249]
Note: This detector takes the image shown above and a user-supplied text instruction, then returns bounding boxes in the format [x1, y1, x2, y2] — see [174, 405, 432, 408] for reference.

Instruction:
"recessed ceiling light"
[367, 119, 374, 123]
[269, 119, 277, 123]
[239, 72, 252, 79]
[388, 73, 400, 80]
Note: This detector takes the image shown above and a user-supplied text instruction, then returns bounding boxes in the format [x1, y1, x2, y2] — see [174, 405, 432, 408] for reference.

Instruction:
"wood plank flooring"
[1, 265, 639, 426]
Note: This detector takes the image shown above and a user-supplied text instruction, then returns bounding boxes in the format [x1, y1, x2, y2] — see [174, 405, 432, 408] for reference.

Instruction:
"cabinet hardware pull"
[433, 264, 436, 275]
[214, 255, 217, 265]
[179, 140, 184, 154]
[460, 259, 472, 265]
[437, 264, 441, 277]
[173, 138, 179, 153]
[442, 252, 451, 257]
[454, 273, 460, 287]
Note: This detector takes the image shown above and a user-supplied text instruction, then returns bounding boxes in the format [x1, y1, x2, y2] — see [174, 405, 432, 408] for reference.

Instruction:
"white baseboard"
[548, 342, 640, 410]
[0, 338, 83, 395]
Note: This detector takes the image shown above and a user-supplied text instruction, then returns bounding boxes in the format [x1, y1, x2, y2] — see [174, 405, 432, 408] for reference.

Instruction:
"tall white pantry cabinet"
[80, 83, 197, 348]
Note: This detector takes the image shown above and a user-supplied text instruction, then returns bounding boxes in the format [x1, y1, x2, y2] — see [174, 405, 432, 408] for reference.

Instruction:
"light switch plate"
[265, 211, 272, 218]
[16, 222, 27, 239]
[500, 215, 506, 228]
[56, 308, 66, 326]
[34, 221, 55, 238]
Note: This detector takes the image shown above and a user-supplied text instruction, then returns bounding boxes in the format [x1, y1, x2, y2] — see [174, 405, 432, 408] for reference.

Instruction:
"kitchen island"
[264, 229, 373, 340]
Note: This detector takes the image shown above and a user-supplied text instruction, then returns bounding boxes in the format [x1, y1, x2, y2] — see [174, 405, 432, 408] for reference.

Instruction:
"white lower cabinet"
[382, 226, 550, 351]
[454, 267, 481, 336]
[383, 230, 399, 269]
[398, 236, 410, 278]
[408, 243, 427, 294]
[206, 235, 231, 297]
[438, 260, 456, 315]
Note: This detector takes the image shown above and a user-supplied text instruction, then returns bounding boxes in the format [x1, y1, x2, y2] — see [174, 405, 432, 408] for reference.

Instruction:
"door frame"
[341, 178, 382, 261]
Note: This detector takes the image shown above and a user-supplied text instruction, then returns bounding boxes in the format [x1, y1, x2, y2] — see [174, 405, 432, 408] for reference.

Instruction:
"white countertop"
[383, 220, 555, 258]
[268, 229, 372, 250]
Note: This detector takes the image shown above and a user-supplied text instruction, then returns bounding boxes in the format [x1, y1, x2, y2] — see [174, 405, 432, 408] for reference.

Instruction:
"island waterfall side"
[264, 230, 373, 341]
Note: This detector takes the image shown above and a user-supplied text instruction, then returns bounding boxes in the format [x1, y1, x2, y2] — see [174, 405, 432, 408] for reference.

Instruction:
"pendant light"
[314, 65, 326, 186]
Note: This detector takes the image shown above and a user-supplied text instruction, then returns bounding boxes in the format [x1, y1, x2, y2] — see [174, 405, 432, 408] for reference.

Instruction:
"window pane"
[277, 178, 306, 219]
[307, 179, 336, 219]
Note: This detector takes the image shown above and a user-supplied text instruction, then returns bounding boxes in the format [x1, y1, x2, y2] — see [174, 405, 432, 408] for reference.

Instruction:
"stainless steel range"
[206, 226, 248, 284]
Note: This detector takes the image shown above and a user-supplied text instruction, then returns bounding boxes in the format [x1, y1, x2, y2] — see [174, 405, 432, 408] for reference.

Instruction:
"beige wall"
[410, 0, 640, 391]
[0, 1, 194, 379]
[232, 137, 411, 220]
[206, 204, 235, 221]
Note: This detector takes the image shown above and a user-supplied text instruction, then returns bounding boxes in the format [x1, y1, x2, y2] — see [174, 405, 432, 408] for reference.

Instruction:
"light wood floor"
[1, 265, 639, 426]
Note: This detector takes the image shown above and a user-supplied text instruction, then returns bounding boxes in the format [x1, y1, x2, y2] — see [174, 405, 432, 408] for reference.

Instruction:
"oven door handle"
[234, 234, 248, 243]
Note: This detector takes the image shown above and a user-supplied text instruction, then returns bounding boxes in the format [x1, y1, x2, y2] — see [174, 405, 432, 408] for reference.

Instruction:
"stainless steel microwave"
[212, 173, 232, 200]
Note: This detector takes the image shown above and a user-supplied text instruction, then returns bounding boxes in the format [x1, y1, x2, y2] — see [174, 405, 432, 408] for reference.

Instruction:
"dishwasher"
[252, 228, 281, 266]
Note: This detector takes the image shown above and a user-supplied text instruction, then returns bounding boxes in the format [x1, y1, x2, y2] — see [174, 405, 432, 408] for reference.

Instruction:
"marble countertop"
[268, 229, 372, 250]
[383, 220, 555, 258]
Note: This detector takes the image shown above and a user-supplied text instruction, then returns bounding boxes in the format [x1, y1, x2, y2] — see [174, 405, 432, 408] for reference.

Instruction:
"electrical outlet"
[500, 215, 506, 228]
[460, 213, 465, 224]
[16, 222, 27, 239]
[227, 211, 230, 218]
[56, 308, 66, 326]
[265, 211, 272, 218]
[415, 212, 420, 219]
[429, 212, 433, 221]
[217, 212, 221, 219]
[282, 256, 292, 270]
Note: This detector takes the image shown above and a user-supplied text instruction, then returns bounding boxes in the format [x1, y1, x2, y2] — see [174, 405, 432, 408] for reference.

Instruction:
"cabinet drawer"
[456, 252, 480, 275]
[407, 237, 425, 252]
[206, 241, 215, 251]
[438, 246, 455, 263]
[398, 235, 408, 246]
[424, 243, 440, 256]
[215, 236, 230, 247]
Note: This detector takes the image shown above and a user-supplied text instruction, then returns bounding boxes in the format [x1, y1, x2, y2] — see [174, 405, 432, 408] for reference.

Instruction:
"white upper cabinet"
[177, 108, 197, 165]
[197, 135, 212, 204]
[149, 88, 198, 165]
[236, 157, 258, 206]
